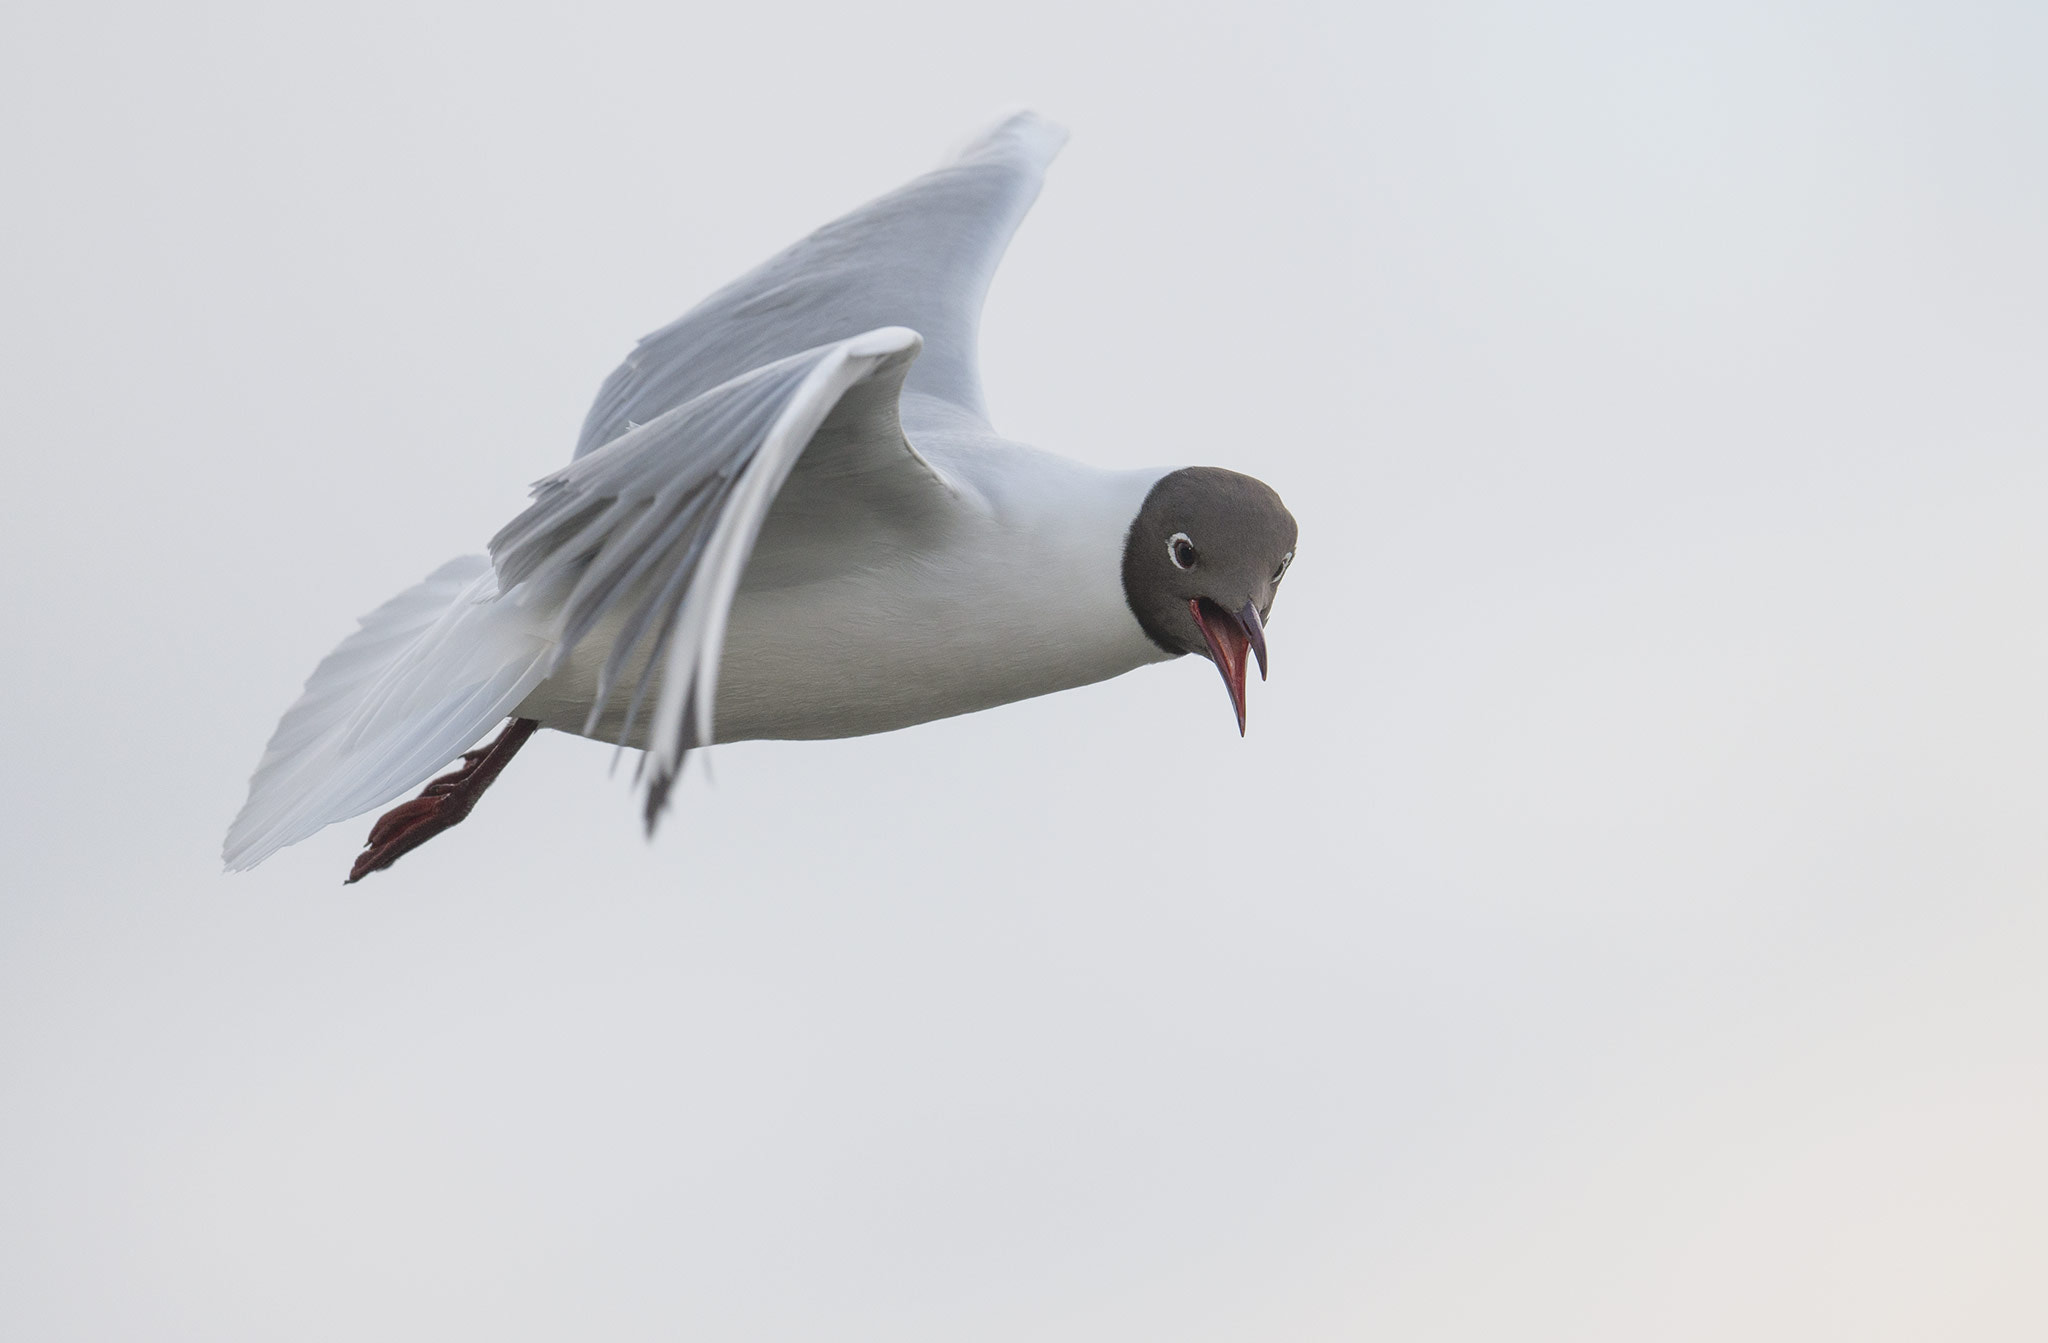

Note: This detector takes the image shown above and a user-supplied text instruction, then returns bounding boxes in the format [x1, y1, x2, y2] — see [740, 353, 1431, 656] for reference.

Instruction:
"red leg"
[345, 717, 540, 884]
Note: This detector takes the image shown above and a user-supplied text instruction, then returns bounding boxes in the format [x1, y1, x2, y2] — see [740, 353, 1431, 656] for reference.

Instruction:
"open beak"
[1189, 598, 1269, 736]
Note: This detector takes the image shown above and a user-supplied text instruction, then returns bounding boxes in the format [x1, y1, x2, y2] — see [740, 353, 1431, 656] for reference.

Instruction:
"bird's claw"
[343, 718, 538, 885]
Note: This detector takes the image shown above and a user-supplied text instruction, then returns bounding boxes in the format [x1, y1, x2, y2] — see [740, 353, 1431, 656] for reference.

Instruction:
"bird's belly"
[516, 561, 1164, 747]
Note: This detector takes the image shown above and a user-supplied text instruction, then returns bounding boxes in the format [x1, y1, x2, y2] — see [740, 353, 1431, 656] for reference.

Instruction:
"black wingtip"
[641, 694, 703, 839]
[643, 770, 673, 837]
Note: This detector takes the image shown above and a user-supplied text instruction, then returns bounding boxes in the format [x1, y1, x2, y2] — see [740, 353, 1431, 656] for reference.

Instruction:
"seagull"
[223, 111, 1300, 882]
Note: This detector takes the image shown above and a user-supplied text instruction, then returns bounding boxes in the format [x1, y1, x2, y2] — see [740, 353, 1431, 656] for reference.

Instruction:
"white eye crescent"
[1273, 549, 1294, 583]
[1167, 533, 1198, 570]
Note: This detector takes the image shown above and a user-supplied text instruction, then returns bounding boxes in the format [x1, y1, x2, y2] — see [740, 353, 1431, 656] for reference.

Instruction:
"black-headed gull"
[224, 112, 1299, 882]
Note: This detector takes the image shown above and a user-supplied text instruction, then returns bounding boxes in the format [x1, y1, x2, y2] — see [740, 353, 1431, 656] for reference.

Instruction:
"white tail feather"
[222, 557, 557, 872]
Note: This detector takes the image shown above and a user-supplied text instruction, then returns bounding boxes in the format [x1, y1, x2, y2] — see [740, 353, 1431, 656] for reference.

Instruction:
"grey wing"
[574, 110, 1065, 458]
[491, 326, 946, 827]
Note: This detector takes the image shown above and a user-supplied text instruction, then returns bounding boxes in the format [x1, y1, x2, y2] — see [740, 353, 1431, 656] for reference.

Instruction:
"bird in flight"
[223, 111, 1300, 883]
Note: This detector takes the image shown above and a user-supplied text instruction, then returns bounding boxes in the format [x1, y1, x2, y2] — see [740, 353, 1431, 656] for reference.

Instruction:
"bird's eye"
[1168, 533, 1198, 570]
[1273, 550, 1294, 583]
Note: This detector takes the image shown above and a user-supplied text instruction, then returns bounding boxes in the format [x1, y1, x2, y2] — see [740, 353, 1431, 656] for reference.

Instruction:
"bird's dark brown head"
[1121, 467, 1298, 734]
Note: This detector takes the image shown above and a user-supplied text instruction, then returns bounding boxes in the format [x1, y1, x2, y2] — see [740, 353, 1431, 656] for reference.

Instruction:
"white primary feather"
[490, 327, 934, 825]
[574, 110, 1065, 455]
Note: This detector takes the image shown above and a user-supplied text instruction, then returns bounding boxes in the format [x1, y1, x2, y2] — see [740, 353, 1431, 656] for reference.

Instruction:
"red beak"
[1189, 598, 1268, 735]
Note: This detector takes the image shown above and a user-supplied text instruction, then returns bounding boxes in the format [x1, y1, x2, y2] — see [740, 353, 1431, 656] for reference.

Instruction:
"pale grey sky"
[3, 1, 2045, 1338]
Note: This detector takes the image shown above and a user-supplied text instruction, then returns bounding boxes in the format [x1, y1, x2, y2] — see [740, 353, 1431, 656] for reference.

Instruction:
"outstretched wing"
[492, 326, 949, 827]
[574, 110, 1065, 458]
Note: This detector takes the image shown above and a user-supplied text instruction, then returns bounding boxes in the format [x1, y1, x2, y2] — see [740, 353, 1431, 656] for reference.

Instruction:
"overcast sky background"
[4, 1, 2046, 1338]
